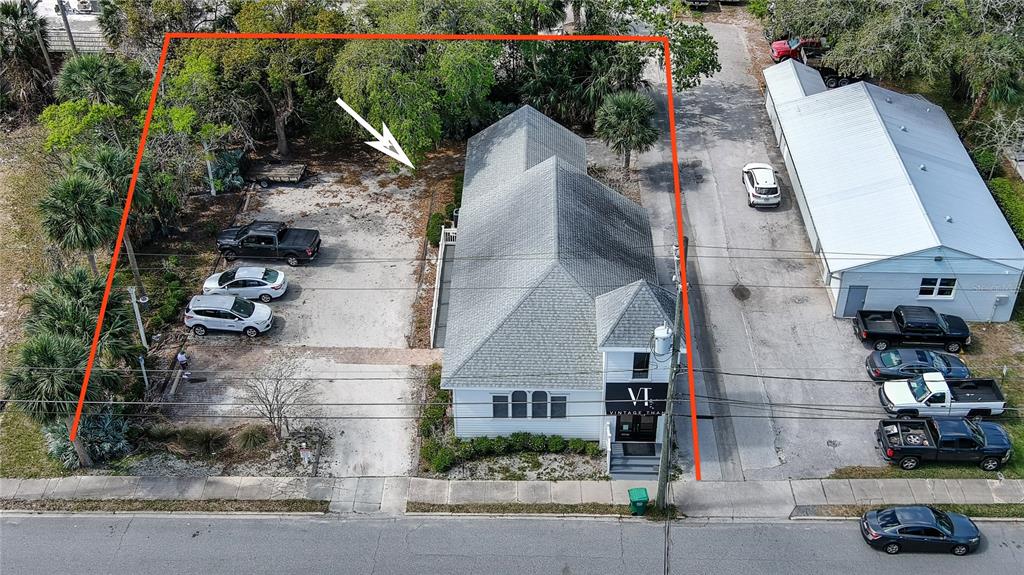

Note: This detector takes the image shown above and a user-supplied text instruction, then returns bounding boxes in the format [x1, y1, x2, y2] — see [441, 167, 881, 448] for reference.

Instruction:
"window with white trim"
[531, 391, 548, 418]
[492, 395, 508, 418]
[632, 352, 651, 379]
[510, 391, 527, 418]
[550, 396, 567, 418]
[919, 277, 956, 298]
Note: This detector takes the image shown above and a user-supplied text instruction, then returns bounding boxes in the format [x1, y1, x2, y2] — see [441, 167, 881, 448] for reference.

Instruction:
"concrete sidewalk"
[4, 476, 1022, 517]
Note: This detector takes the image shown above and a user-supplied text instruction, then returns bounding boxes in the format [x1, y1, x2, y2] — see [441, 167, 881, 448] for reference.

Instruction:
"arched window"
[532, 391, 548, 418]
[511, 391, 527, 418]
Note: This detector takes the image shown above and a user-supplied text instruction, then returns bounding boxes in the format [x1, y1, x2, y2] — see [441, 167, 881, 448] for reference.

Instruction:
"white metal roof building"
[764, 61, 1024, 322]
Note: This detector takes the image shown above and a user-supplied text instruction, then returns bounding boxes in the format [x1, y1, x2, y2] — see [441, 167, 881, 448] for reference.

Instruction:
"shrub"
[746, 0, 772, 19]
[176, 425, 229, 457]
[528, 433, 548, 452]
[491, 436, 510, 455]
[454, 438, 475, 462]
[584, 441, 603, 458]
[990, 178, 1024, 241]
[471, 436, 493, 456]
[971, 148, 1003, 179]
[419, 403, 447, 438]
[568, 438, 587, 454]
[452, 173, 464, 206]
[44, 410, 133, 469]
[426, 212, 445, 246]
[422, 438, 456, 472]
[232, 424, 272, 452]
[146, 422, 178, 443]
[547, 435, 567, 453]
[508, 432, 530, 453]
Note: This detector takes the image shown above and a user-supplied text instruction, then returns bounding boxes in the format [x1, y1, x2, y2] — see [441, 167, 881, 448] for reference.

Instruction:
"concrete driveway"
[173, 166, 438, 477]
[669, 20, 884, 480]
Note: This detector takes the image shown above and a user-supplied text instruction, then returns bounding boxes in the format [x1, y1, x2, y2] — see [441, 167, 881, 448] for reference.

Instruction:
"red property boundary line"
[72, 32, 702, 481]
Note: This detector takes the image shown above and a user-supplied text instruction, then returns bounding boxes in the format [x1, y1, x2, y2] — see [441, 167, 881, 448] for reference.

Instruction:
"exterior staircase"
[609, 442, 661, 479]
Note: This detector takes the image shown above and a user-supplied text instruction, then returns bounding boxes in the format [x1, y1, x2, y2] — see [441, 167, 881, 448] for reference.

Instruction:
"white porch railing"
[605, 421, 612, 474]
[428, 226, 457, 348]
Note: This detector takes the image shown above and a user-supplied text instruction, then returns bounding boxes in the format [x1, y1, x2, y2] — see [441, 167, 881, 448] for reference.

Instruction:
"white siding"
[602, 349, 671, 383]
[835, 249, 1021, 321]
[452, 388, 604, 439]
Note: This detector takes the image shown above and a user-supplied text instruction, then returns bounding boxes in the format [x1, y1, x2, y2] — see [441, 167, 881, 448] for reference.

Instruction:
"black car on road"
[866, 348, 970, 381]
[861, 506, 981, 555]
[217, 221, 321, 267]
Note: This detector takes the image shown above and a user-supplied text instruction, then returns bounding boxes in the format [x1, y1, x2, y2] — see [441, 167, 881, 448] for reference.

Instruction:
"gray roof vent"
[919, 164, 927, 171]
[945, 216, 954, 223]
[885, 96, 893, 103]
[899, 125, 907, 132]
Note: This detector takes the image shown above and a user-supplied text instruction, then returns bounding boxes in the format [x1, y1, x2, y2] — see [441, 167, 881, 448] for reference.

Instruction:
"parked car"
[184, 295, 274, 337]
[770, 36, 823, 62]
[741, 163, 781, 207]
[865, 348, 970, 381]
[879, 372, 1006, 418]
[854, 305, 971, 353]
[799, 46, 865, 88]
[217, 220, 321, 267]
[876, 417, 1012, 471]
[860, 506, 981, 555]
[203, 267, 288, 303]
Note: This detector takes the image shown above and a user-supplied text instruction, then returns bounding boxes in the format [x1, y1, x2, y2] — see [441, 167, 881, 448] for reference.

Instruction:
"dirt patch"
[2, 499, 328, 513]
[430, 453, 608, 481]
[589, 164, 643, 204]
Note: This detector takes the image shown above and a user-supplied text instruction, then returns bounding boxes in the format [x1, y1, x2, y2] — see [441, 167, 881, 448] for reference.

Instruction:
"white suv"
[184, 295, 274, 337]
[742, 162, 781, 207]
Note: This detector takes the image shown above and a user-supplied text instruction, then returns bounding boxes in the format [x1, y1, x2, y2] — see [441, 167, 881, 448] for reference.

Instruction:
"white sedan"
[742, 162, 781, 207]
[202, 267, 288, 303]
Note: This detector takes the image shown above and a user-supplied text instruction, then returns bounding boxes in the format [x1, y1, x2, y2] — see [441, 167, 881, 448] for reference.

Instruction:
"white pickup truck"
[879, 372, 1007, 418]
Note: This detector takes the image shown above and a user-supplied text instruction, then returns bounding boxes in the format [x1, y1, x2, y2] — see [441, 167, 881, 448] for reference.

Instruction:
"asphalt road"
[3, 514, 1023, 574]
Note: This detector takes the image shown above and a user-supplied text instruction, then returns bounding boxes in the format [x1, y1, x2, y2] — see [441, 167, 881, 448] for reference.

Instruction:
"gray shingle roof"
[595, 281, 676, 348]
[442, 106, 662, 390]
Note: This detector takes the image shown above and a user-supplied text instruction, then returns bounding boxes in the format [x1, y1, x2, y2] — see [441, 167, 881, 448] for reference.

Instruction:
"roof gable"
[596, 281, 675, 348]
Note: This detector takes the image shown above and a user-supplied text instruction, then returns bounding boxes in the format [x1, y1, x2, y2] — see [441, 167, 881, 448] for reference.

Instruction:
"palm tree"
[39, 174, 121, 275]
[594, 91, 659, 170]
[0, 0, 51, 112]
[24, 267, 141, 364]
[2, 332, 120, 467]
[74, 145, 153, 214]
[56, 53, 142, 106]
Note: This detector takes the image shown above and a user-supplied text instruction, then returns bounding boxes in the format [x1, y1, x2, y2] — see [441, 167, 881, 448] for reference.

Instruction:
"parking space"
[171, 164, 437, 477]
[675, 20, 883, 480]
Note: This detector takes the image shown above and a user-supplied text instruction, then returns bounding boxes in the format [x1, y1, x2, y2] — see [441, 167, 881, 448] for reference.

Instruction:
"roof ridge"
[597, 281, 645, 347]
[861, 83, 942, 249]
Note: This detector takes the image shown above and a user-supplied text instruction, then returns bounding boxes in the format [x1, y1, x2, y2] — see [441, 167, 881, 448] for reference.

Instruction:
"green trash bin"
[628, 487, 649, 516]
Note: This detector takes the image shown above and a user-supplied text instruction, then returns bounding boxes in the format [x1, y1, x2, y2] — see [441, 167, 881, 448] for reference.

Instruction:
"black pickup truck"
[217, 221, 321, 266]
[854, 305, 971, 353]
[876, 417, 1012, 471]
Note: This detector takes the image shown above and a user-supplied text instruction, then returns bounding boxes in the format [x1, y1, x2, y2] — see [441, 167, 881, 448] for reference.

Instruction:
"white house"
[439, 106, 681, 476]
[764, 60, 1024, 321]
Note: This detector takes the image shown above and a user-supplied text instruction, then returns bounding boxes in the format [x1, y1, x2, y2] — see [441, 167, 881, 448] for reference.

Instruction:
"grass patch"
[0, 498, 328, 513]
[0, 408, 69, 479]
[407, 501, 678, 521]
[830, 464, 1017, 481]
[812, 504, 1024, 519]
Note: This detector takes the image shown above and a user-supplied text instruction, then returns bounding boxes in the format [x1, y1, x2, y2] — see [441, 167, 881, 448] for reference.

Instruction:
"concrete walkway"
[4, 476, 1022, 518]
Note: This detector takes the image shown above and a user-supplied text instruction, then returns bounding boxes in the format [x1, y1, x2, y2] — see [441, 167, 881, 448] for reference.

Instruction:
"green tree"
[0, 0, 51, 113]
[56, 54, 145, 107]
[39, 175, 121, 275]
[98, 0, 237, 65]
[2, 332, 120, 467]
[595, 91, 659, 169]
[75, 144, 157, 237]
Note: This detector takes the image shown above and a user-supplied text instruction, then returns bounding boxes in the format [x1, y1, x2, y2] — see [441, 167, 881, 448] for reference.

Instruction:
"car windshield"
[879, 351, 902, 367]
[231, 298, 255, 318]
[787, 38, 800, 48]
[931, 509, 954, 534]
[935, 313, 949, 331]
[932, 354, 950, 370]
[908, 376, 931, 402]
[218, 270, 237, 286]
[962, 419, 986, 445]
[877, 509, 899, 528]
[263, 269, 280, 283]
[756, 185, 779, 196]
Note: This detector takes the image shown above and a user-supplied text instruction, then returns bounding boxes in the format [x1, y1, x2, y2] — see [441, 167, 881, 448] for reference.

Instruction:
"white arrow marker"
[335, 98, 414, 169]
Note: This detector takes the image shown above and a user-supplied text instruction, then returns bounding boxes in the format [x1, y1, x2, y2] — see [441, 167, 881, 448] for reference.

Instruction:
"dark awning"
[605, 382, 667, 415]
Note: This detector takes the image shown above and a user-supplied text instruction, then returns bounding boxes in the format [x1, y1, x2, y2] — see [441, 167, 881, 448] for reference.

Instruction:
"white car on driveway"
[185, 295, 274, 337]
[202, 267, 287, 303]
[742, 162, 781, 207]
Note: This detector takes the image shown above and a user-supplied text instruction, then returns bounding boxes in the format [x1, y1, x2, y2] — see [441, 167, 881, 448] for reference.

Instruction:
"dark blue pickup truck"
[876, 417, 1012, 471]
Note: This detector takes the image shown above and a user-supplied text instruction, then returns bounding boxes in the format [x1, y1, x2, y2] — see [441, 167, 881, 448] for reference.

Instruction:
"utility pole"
[127, 285, 148, 350]
[122, 236, 148, 309]
[55, 0, 78, 56]
[656, 238, 687, 510]
[23, 0, 54, 77]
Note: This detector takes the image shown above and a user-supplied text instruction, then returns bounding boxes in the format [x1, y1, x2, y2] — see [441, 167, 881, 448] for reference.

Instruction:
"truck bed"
[857, 310, 900, 334]
[948, 379, 1005, 403]
[879, 420, 934, 448]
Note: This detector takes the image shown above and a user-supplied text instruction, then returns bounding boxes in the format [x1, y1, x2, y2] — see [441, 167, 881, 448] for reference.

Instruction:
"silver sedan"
[202, 267, 288, 303]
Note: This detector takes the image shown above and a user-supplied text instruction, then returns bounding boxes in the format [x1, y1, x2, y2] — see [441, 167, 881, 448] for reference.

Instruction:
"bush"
[990, 178, 1024, 241]
[471, 436, 493, 456]
[746, 0, 772, 19]
[176, 425, 230, 457]
[44, 410, 133, 469]
[528, 433, 548, 452]
[454, 438, 475, 462]
[547, 435, 567, 453]
[584, 442, 603, 458]
[444, 201, 457, 221]
[568, 438, 587, 454]
[426, 212, 446, 246]
[146, 422, 178, 443]
[971, 148, 1003, 179]
[154, 279, 187, 326]
[421, 437, 456, 472]
[491, 436, 510, 455]
[232, 424, 272, 452]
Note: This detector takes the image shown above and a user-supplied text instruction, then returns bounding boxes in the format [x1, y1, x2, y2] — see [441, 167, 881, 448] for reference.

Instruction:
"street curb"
[402, 512, 653, 521]
[791, 515, 1024, 523]
[0, 510, 328, 517]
